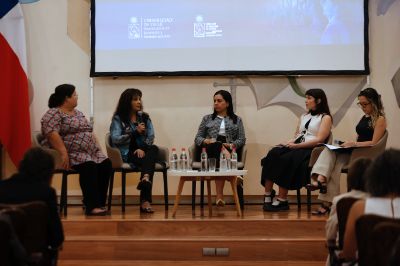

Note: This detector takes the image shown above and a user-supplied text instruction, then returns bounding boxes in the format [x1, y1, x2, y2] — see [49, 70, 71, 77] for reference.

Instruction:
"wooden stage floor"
[59, 204, 328, 266]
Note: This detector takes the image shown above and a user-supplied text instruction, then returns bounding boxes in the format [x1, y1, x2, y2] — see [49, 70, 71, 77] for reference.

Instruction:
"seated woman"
[41, 84, 111, 216]
[261, 88, 332, 211]
[194, 90, 246, 206]
[340, 149, 400, 261]
[307, 87, 387, 215]
[110, 88, 158, 213]
[325, 158, 370, 249]
[0, 147, 64, 249]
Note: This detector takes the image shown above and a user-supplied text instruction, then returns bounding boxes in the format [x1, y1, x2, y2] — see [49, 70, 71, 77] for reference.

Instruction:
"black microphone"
[137, 111, 143, 124]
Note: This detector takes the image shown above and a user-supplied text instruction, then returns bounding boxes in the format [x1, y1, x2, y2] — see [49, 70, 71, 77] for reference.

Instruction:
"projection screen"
[90, 0, 369, 76]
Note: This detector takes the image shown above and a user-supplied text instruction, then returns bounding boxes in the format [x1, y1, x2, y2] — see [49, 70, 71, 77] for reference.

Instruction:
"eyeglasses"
[357, 102, 371, 108]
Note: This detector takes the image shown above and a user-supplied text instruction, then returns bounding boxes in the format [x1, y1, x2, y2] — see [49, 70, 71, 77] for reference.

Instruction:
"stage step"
[59, 260, 326, 266]
[59, 206, 328, 262]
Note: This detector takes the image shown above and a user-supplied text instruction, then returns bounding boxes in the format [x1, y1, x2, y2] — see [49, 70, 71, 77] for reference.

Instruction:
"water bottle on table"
[170, 148, 178, 171]
[219, 147, 227, 171]
[230, 146, 238, 170]
[180, 148, 188, 171]
[200, 148, 208, 171]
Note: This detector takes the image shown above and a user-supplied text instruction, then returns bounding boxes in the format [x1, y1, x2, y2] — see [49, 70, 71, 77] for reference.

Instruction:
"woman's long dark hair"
[358, 87, 385, 128]
[305, 88, 331, 117]
[48, 84, 75, 108]
[114, 88, 143, 123]
[212, 90, 238, 124]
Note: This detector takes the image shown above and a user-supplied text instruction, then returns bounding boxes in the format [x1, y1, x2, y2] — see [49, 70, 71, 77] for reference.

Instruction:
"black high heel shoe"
[306, 180, 327, 194]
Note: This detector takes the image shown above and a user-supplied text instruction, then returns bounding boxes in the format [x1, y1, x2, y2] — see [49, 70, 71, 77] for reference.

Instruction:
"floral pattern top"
[41, 108, 107, 166]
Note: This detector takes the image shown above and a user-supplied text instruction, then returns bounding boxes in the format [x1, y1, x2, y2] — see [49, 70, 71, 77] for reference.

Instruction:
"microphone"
[137, 111, 143, 124]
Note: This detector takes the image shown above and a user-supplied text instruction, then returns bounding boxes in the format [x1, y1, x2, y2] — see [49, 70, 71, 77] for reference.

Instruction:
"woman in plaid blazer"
[194, 90, 246, 206]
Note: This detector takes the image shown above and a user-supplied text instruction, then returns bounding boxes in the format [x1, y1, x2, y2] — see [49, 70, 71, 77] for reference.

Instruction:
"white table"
[168, 170, 247, 217]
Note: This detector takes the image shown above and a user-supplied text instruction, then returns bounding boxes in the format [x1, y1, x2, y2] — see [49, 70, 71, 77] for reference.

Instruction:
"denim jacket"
[110, 114, 155, 162]
[194, 114, 246, 148]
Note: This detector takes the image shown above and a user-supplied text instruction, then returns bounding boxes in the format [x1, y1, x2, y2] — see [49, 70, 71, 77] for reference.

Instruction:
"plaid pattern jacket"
[194, 114, 246, 148]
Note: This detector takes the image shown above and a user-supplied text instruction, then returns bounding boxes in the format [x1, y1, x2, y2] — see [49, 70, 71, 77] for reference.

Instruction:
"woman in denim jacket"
[110, 88, 157, 213]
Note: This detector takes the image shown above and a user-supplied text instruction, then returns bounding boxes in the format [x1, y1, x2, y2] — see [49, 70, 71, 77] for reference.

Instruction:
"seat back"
[0, 201, 51, 266]
[372, 221, 400, 266]
[0, 215, 12, 266]
[356, 214, 400, 266]
[308, 131, 333, 167]
[0, 208, 27, 266]
[156, 146, 169, 167]
[105, 133, 125, 169]
[31, 131, 63, 170]
[343, 130, 388, 172]
[336, 197, 359, 248]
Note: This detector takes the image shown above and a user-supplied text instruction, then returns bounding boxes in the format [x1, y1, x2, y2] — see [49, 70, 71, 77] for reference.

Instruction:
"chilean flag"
[0, 0, 31, 166]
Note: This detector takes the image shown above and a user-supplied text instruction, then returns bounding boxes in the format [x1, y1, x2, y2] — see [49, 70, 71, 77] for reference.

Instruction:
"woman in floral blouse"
[41, 84, 111, 216]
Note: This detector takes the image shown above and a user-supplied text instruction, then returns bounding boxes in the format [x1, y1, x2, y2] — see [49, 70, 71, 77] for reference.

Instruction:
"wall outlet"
[216, 248, 229, 256]
[202, 248, 216, 256]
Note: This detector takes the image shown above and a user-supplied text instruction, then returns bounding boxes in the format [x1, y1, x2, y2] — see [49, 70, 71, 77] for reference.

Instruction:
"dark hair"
[212, 90, 238, 124]
[347, 158, 371, 191]
[114, 88, 143, 123]
[305, 88, 331, 117]
[48, 84, 76, 108]
[358, 87, 385, 127]
[18, 147, 55, 183]
[365, 149, 400, 197]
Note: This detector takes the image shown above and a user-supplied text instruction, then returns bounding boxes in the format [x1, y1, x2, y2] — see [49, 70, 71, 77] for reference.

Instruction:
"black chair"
[0, 201, 58, 266]
[356, 214, 400, 266]
[32, 131, 77, 216]
[105, 133, 169, 212]
[188, 144, 247, 209]
[327, 197, 359, 265]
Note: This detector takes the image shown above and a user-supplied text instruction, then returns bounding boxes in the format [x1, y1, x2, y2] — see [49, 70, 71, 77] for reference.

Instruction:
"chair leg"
[200, 180, 205, 208]
[192, 181, 196, 210]
[122, 171, 126, 213]
[163, 170, 168, 211]
[296, 189, 301, 211]
[59, 172, 66, 214]
[62, 172, 68, 216]
[307, 187, 311, 212]
[107, 170, 115, 212]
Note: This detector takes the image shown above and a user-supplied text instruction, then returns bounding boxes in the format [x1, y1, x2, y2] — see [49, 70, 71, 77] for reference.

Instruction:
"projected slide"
[92, 0, 368, 75]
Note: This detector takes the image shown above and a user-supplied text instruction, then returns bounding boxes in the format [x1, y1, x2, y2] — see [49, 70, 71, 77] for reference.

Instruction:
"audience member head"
[114, 88, 143, 123]
[18, 147, 55, 184]
[347, 158, 371, 192]
[48, 84, 77, 108]
[365, 149, 400, 197]
[358, 87, 385, 127]
[212, 90, 238, 123]
[305, 88, 331, 117]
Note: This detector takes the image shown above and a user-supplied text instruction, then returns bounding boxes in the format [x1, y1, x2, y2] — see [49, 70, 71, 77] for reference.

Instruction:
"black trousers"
[129, 145, 158, 203]
[72, 158, 112, 213]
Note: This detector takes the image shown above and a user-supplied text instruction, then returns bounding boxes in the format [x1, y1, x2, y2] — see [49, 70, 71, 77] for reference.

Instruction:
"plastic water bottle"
[219, 147, 227, 171]
[230, 146, 238, 170]
[170, 148, 178, 171]
[200, 148, 208, 171]
[180, 148, 188, 171]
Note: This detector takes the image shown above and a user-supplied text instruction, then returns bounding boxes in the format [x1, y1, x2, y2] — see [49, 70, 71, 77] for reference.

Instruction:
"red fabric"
[0, 33, 31, 166]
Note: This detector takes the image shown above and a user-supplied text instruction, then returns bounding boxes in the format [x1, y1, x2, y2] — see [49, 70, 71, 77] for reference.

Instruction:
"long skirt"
[260, 146, 312, 190]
